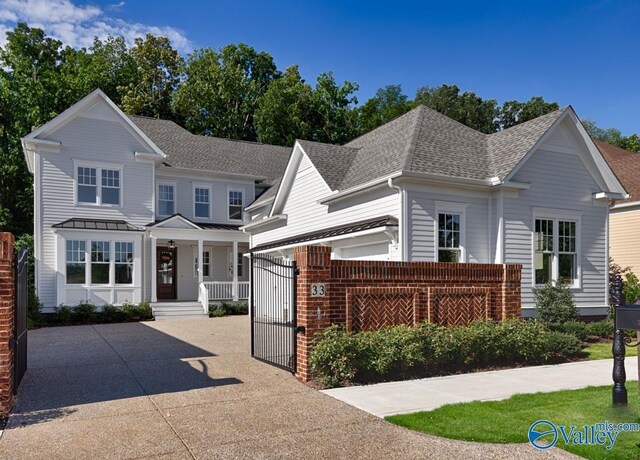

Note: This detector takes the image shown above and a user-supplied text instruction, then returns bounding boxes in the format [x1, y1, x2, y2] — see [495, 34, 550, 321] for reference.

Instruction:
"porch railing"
[200, 281, 250, 304]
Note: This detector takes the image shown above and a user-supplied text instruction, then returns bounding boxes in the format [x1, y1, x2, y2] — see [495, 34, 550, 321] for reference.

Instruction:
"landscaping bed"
[386, 384, 640, 460]
[34, 301, 154, 327]
[208, 300, 248, 317]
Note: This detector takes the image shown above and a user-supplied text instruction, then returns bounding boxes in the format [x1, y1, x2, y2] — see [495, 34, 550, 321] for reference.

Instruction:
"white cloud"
[0, 0, 192, 53]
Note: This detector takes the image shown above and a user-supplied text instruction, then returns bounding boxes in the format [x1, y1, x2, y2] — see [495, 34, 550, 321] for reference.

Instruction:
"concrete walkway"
[0, 317, 575, 459]
[323, 357, 639, 417]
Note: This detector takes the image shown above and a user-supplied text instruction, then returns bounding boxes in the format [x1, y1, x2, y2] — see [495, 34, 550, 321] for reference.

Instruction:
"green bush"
[309, 319, 582, 387]
[546, 331, 582, 359]
[54, 305, 73, 324]
[623, 272, 640, 304]
[533, 282, 578, 323]
[585, 320, 614, 340]
[121, 301, 153, 320]
[73, 301, 97, 323]
[102, 305, 126, 323]
[548, 321, 588, 341]
[208, 301, 249, 317]
[209, 306, 226, 317]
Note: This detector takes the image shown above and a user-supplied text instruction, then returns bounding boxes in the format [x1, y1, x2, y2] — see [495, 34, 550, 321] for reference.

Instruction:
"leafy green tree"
[414, 84, 499, 133]
[173, 43, 278, 140]
[309, 72, 359, 144]
[255, 65, 314, 146]
[499, 96, 559, 129]
[356, 84, 411, 134]
[121, 34, 183, 119]
[582, 119, 640, 153]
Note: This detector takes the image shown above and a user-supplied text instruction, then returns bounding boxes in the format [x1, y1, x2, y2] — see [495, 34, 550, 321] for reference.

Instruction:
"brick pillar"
[0, 233, 14, 415]
[501, 264, 522, 319]
[294, 245, 332, 382]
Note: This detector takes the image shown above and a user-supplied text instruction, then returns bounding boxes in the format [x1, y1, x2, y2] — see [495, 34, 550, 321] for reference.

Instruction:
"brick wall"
[0, 233, 14, 415]
[293, 245, 521, 382]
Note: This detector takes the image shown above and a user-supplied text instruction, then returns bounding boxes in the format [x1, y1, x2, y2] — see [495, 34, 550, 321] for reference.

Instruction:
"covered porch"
[147, 216, 250, 311]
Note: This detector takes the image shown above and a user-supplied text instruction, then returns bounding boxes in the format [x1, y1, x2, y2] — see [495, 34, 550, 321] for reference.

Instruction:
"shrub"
[308, 325, 362, 387]
[54, 305, 73, 324]
[623, 272, 640, 304]
[121, 301, 153, 320]
[221, 301, 248, 315]
[533, 282, 578, 324]
[209, 306, 226, 317]
[548, 320, 588, 341]
[546, 331, 582, 359]
[73, 301, 97, 323]
[102, 305, 126, 323]
[358, 326, 426, 376]
[495, 319, 550, 363]
[585, 320, 614, 340]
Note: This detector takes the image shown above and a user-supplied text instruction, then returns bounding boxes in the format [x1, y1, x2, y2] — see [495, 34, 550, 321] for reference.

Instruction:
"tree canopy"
[0, 22, 636, 238]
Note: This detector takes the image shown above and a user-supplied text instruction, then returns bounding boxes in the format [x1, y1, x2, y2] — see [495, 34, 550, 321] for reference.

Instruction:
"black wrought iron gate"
[250, 255, 297, 372]
[13, 247, 28, 392]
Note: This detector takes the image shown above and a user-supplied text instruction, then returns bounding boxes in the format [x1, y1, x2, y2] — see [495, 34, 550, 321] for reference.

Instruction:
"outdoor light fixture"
[168, 240, 175, 249]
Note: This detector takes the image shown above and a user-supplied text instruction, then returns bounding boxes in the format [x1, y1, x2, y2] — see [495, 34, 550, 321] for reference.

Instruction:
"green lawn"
[583, 342, 638, 360]
[387, 384, 640, 460]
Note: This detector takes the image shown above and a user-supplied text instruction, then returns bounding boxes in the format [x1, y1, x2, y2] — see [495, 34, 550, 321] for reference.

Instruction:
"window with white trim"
[437, 213, 462, 262]
[534, 218, 579, 286]
[77, 166, 121, 206]
[228, 190, 244, 220]
[237, 253, 243, 277]
[115, 242, 134, 284]
[194, 186, 210, 219]
[195, 251, 210, 277]
[66, 240, 86, 284]
[91, 241, 110, 284]
[158, 184, 175, 216]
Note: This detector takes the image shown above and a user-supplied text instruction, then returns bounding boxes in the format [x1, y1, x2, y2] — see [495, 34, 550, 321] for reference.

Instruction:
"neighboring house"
[22, 89, 289, 314]
[243, 105, 627, 316]
[597, 140, 640, 275]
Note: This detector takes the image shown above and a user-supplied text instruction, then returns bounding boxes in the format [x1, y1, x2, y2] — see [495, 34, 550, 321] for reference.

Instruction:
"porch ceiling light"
[168, 239, 175, 249]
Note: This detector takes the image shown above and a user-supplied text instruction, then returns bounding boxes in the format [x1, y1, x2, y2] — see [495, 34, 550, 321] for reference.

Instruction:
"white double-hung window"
[435, 202, 467, 262]
[76, 164, 121, 206]
[533, 210, 580, 287]
[194, 185, 211, 219]
[157, 183, 175, 217]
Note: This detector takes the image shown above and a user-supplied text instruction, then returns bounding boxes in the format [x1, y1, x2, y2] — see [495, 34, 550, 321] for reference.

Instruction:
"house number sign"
[311, 283, 326, 297]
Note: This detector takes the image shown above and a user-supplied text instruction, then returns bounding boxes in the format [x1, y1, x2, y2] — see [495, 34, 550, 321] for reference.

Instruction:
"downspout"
[388, 178, 406, 261]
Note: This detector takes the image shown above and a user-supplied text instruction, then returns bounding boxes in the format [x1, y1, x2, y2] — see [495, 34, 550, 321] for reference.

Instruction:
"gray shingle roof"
[129, 116, 290, 185]
[296, 140, 359, 190]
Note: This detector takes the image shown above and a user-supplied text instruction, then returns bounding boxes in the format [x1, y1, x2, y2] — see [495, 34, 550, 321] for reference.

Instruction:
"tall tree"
[583, 119, 640, 153]
[356, 84, 411, 134]
[309, 72, 359, 144]
[414, 84, 499, 133]
[121, 34, 183, 119]
[173, 43, 278, 140]
[499, 96, 560, 129]
[255, 65, 314, 146]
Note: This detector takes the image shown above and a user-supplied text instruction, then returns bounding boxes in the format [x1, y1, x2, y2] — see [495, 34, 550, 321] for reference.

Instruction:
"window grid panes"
[437, 212, 461, 262]
[228, 190, 243, 220]
[194, 187, 210, 218]
[66, 240, 86, 284]
[534, 219, 554, 285]
[77, 167, 97, 203]
[558, 221, 577, 284]
[101, 169, 120, 205]
[158, 184, 175, 216]
[115, 242, 133, 284]
[195, 251, 210, 277]
[91, 241, 110, 284]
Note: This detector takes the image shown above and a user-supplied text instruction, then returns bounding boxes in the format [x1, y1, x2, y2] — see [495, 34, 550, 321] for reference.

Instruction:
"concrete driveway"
[0, 317, 575, 459]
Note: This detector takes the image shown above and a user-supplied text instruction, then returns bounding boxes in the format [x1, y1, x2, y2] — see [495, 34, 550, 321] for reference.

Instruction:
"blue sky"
[2, 0, 638, 134]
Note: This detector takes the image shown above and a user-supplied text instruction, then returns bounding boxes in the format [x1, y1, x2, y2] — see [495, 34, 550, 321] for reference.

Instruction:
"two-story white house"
[243, 105, 628, 317]
[22, 89, 289, 316]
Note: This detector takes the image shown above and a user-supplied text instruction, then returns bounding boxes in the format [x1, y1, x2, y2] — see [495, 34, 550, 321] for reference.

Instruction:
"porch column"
[232, 240, 238, 301]
[150, 235, 157, 302]
[197, 239, 204, 303]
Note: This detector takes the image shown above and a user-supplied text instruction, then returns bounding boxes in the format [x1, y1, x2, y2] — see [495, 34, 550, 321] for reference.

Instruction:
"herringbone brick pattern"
[429, 288, 489, 326]
[350, 292, 415, 331]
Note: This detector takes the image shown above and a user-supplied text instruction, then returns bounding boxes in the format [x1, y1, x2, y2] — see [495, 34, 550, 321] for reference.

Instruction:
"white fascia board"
[593, 192, 628, 200]
[611, 200, 640, 211]
[496, 180, 530, 190]
[269, 142, 302, 217]
[147, 227, 250, 243]
[156, 165, 266, 183]
[150, 214, 201, 230]
[318, 172, 403, 205]
[240, 214, 287, 232]
[251, 225, 398, 254]
[21, 138, 62, 173]
[245, 196, 274, 212]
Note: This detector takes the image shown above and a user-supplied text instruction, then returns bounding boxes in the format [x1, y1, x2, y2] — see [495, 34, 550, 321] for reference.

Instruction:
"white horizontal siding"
[505, 148, 607, 312]
[407, 188, 490, 263]
[251, 153, 399, 250]
[38, 116, 154, 309]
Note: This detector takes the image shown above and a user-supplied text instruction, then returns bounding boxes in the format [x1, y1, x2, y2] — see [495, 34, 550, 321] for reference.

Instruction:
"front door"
[157, 247, 177, 300]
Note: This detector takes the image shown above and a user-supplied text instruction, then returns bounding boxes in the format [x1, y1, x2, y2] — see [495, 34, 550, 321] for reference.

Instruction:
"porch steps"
[151, 302, 207, 320]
